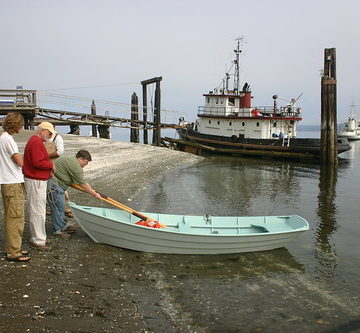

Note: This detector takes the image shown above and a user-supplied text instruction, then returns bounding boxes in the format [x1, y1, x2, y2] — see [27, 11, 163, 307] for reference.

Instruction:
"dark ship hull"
[174, 128, 351, 160]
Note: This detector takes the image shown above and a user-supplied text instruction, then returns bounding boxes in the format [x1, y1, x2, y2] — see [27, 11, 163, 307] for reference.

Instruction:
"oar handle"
[70, 184, 167, 227]
[132, 211, 149, 221]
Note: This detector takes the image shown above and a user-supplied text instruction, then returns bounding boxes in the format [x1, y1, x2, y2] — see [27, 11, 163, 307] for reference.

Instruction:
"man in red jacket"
[23, 122, 56, 251]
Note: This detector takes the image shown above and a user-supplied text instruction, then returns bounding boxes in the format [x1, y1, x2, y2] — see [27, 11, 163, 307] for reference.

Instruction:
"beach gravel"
[0, 131, 202, 333]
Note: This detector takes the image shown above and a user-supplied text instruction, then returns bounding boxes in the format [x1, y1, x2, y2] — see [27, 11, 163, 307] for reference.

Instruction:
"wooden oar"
[70, 184, 167, 228]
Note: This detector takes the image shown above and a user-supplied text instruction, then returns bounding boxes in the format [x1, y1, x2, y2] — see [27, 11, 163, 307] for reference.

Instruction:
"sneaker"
[31, 242, 52, 251]
[53, 231, 71, 239]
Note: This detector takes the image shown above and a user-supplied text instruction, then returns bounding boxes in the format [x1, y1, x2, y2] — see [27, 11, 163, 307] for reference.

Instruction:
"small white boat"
[338, 104, 360, 140]
[70, 202, 309, 255]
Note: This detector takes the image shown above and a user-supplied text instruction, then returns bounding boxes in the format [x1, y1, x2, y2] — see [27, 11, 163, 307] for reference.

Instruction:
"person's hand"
[52, 165, 56, 173]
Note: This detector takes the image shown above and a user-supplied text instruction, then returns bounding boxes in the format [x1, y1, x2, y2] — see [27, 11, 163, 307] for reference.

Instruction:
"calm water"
[132, 139, 360, 291]
[65, 126, 360, 329]
[63, 126, 359, 330]
[105, 126, 359, 287]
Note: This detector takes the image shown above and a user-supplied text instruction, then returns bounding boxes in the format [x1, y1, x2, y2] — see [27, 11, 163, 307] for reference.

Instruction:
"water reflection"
[134, 247, 304, 278]
[197, 158, 303, 216]
[137, 156, 316, 217]
[340, 139, 360, 160]
[315, 163, 338, 279]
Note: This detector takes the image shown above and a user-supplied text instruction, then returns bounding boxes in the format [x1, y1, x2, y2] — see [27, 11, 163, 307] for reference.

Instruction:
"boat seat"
[251, 223, 285, 233]
[250, 224, 269, 233]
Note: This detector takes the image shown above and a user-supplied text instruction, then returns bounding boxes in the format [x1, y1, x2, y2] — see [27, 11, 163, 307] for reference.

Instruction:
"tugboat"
[173, 38, 350, 159]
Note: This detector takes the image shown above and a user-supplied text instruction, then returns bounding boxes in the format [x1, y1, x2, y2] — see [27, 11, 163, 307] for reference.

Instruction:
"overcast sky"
[1, 0, 359, 125]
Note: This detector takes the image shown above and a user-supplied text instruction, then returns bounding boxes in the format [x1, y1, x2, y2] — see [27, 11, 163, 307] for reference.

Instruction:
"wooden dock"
[0, 88, 178, 141]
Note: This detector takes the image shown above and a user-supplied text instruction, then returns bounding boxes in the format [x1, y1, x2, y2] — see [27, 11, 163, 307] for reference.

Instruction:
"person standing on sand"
[23, 122, 56, 251]
[47, 150, 101, 237]
[0, 112, 31, 262]
[44, 131, 74, 218]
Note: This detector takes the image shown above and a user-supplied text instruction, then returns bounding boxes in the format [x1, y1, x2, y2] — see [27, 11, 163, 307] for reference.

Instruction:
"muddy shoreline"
[0, 131, 202, 333]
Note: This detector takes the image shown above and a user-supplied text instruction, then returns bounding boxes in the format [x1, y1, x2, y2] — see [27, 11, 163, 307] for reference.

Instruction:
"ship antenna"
[234, 36, 245, 95]
[350, 101, 356, 118]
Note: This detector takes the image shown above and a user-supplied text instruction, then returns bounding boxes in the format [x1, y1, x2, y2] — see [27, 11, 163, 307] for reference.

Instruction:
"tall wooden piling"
[152, 81, 161, 146]
[320, 48, 337, 163]
[142, 84, 148, 144]
[130, 92, 139, 143]
[91, 100, 97, 137]
[141, 76, 162, 145]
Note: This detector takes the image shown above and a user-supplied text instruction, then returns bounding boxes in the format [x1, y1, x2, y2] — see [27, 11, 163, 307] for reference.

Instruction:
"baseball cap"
[39, 122, 56, 134]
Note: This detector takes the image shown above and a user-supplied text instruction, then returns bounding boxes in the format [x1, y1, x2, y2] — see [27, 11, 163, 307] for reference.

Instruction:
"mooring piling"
[130, 92, 139, 143]
[141, 84, 148, 144]
[320, 48, 337, 164]
[152, 80, 161, 146]
[91, 100, 97, 137]
[141, 77, 162, 146]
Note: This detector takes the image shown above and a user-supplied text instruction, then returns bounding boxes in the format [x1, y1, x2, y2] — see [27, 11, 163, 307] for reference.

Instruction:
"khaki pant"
[25, 178, 48, 246]
[1, 183, 25, 259]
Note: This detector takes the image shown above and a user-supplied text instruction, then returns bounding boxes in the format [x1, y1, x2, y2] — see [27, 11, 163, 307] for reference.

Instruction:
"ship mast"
[350, 101, 356, 119]
[233, 36, 244, 95]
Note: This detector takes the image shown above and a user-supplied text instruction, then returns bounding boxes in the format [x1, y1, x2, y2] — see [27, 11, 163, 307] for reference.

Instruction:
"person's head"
[37, 122, 56, 141]
[76, 150, 92, 168]
[2, 112, 24, 134]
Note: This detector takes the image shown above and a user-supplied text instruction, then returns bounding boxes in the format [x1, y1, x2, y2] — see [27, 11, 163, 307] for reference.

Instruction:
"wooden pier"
[0, 87, 178, 143]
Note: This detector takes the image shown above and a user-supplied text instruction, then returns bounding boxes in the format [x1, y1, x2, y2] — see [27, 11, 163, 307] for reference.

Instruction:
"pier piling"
[141, 76, 162, 146]
[130, 92, 139, 143]
[91, 100, 97, 137]
[320, 48, 337, 164]
[142, 84, 148, 144]
[152, 81, 161, 146]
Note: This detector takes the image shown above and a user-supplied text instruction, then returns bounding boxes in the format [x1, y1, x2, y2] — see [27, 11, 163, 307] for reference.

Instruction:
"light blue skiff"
[70, 202, 309, 255]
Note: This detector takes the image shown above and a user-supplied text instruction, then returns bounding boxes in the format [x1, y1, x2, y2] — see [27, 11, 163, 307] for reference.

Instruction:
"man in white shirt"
[0, 112, 30, 262]
[45, 132, 64, 160]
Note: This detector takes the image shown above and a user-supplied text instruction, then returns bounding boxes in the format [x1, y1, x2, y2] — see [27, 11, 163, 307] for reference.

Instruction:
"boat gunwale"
[70, 203, 309, 238]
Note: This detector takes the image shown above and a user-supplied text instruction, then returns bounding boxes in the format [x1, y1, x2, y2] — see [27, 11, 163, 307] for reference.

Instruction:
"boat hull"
[338, 131, 360, 140]
[175, 128, 351, 159]
[70, 203, 309, 255]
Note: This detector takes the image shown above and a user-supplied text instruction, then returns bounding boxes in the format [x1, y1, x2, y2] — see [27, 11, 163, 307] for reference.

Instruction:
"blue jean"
[47, 178, 66, 233]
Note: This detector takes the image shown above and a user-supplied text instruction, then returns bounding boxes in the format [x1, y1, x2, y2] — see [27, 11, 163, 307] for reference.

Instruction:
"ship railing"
[198, 106, 301, 118]
[259, 106, 301, 118]
[197, 106, 235, 116]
